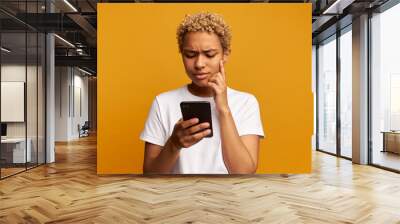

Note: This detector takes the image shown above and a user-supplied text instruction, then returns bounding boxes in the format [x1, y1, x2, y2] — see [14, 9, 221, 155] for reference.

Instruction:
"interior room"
[0, 0, 399, 223]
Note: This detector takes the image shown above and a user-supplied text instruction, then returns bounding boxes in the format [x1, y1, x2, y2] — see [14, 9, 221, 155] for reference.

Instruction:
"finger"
[210, 72, 223, 82]
[208, 72, 217, 81]
[190, 129, 212, 141]
[219, 60, 226, 81]
[181, 117, 199, 129]
[214, 73, 224, 85]
[174, 118, 183, 128]
[186, 122, 210, 135]
[208, 76, 217, 85]
[183, 128, 211, 145]
[208, 74, 216, 81]
[207, 81, 218, 92]
[208, 74, 224, 90]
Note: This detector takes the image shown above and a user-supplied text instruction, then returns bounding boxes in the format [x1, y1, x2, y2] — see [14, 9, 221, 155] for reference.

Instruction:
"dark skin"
[143, 32, 260, 174]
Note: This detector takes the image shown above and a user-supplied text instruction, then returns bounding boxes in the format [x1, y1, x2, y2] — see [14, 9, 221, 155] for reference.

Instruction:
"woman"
[140, 12, 264, 174]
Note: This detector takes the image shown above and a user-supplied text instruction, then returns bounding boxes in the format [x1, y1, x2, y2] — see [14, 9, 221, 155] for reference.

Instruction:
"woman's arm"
[218, 109, 260, 174]
[208, 60, 260, 174]
[143, 118, 211, 174]
[143, 140, 180, 174]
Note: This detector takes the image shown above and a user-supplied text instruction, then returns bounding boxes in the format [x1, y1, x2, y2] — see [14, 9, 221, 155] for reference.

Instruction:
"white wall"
[55, 66, 70, 141]
[1, 65, 39, 137]
[55, 67, 89, 141]
[72, 72, 89, 138]
[1, 63, 46, 164]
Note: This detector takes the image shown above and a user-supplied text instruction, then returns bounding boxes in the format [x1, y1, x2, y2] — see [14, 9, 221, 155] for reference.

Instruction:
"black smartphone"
[180, 101, 213, 137]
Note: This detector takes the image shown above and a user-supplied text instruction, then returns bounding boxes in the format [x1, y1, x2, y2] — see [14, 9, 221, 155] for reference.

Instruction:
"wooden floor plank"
[0, 135, 400, 223]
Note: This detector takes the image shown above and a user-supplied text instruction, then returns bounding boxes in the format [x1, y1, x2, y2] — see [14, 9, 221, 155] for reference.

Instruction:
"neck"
[188, 83, 213, 97]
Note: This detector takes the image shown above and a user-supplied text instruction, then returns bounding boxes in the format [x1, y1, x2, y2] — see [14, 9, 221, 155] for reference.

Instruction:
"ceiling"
[0, 0, 97, 74]
[0, 0, 394, 75]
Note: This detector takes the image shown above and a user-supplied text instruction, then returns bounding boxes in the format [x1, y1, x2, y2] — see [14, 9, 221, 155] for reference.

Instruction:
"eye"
[206, 54, 216, 58]
[184, 51, 197, 58]
[185, 54, 196, 58]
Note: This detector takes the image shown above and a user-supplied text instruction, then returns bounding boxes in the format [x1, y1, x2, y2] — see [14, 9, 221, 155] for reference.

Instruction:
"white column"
[312, 45, 317, 151]
[45, 0, 56, 163]
[352, 14, 369, 164]
[46, 32, 55, 163]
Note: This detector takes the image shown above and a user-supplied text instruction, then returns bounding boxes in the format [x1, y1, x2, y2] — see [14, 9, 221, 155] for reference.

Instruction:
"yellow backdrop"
[98, 3, 312, 174]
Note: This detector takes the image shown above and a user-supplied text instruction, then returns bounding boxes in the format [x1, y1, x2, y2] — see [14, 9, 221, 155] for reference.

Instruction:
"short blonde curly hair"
[176, 12, 232, 54]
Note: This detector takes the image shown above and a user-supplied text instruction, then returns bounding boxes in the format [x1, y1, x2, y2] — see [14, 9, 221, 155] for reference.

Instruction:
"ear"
[222, 53, 229, 63]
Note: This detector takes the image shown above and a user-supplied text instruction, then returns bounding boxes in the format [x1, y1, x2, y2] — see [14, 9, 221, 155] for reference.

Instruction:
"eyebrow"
[183, 49, 218, 53]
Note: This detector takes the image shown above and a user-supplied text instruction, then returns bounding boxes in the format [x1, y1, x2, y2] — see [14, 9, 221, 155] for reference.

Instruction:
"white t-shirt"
[140, 85, 264, 174]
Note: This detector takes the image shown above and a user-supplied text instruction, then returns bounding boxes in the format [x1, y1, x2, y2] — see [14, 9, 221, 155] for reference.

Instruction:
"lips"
[194, 73, 210, 80]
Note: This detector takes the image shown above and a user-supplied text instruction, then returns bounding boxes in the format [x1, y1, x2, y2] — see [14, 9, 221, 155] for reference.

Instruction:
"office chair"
[79, 121, 90, 138]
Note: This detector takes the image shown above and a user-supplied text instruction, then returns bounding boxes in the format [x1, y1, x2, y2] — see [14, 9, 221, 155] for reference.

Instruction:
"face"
[181, 32, 228, 87]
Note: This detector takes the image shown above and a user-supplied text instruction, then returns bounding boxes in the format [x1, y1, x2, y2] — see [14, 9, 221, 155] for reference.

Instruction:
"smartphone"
[180, 101, 213, 137]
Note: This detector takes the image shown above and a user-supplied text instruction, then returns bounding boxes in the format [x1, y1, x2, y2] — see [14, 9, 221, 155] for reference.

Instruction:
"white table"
[1, 138, 31, 163]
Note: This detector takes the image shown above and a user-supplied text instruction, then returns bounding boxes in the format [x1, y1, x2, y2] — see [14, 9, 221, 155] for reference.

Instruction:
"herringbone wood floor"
[1, 135, 400, 224]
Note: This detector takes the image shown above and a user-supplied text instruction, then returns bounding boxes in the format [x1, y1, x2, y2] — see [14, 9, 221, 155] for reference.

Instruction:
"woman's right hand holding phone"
[168, 118, 211, 151]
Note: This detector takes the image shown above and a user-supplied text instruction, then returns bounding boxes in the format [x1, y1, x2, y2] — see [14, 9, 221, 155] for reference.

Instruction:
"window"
[339, 28, 352, 158]
[317, 35, 337, 154]
[371, 2, 400, 171]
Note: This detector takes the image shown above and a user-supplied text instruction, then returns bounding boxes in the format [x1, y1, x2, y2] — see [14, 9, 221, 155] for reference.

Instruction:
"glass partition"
[27, 31, 38, 169]
[339, 27, 352, 158]
[26, 0, 42, 169]
[0, 1, 46, 179]
[371, 3, 400, 171]
[1, 30, 28, 177]
[317, 35, 337, 154]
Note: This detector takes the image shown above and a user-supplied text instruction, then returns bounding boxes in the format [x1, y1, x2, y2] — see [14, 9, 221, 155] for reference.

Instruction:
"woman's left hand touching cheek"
[208, 60, 230, 114]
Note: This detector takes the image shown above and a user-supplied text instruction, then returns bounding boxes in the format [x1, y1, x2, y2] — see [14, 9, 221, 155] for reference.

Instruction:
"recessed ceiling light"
[1, 47, 11, 53]
[77, 67, 93, 76]
[54, 34, 75, 48]
[63, 0, 78, 12]
[322, 0, 354, 15]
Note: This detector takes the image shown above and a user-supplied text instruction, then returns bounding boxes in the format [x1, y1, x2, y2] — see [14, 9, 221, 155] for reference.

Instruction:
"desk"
[382, 131, 400, 154]
[1, 138, 31, 163]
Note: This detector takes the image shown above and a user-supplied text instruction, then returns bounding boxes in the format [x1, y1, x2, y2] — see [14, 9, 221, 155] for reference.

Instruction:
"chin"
[192, 80, 209, 88]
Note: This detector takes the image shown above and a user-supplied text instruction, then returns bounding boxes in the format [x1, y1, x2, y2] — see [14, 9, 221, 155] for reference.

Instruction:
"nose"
[194, 55, 206, 70]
